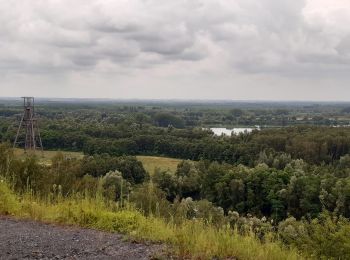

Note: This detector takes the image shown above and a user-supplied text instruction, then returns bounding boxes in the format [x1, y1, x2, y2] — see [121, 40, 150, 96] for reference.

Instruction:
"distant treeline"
[3, 110, 350, 166]
[83, 127, 350, 165]
[2, 101, 350, 166]
[39, 125, 350, 166]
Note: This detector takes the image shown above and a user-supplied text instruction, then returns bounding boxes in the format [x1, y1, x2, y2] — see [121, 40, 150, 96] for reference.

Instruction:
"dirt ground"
[0, 216, 164, 260]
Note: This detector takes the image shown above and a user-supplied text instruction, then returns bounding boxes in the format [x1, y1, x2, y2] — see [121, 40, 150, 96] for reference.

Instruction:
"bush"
[278, 212, 350, 259]
[130, 183, 171, 217]
[0, 180, 20, 215]
[101, 170, 130, 203]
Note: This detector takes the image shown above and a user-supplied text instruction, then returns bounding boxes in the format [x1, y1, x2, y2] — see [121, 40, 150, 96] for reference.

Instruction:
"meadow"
[136, 155, 182, 175]
[13, 148, 179, 175]
[13, 148, 84, 165]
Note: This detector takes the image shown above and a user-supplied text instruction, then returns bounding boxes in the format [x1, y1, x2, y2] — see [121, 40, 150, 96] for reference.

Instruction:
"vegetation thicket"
[1, 143, 350, 259]
[1, 101, 350, 259]
[3, 101, 350, 166]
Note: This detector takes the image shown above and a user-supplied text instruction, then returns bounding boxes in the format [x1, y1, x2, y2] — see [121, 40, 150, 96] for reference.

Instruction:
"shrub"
[278, 212, 350, 259]
[0, 180, 20, 215]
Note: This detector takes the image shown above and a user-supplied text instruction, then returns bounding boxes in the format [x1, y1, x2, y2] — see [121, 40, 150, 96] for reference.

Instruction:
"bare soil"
[0, 216, 164, 260]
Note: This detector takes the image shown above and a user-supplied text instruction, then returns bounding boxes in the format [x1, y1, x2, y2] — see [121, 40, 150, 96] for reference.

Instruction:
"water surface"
[210, 127, 259, 136]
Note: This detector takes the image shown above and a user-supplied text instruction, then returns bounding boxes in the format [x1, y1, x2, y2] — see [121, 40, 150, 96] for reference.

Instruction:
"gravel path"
[0, 216, 163, 260]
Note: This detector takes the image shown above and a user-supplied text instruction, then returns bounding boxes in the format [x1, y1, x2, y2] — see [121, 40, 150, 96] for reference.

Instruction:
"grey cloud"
[336, 35, 350, 56]
[91, 22, 141, 34]
[1, 0, 350, 101]
[0, 0, 208, 74]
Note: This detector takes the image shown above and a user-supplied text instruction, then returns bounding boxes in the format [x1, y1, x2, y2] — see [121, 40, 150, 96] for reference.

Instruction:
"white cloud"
[0, 0, 350, 100]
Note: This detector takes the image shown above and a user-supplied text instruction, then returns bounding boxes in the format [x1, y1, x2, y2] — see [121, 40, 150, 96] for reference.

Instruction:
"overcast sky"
[1, 0, 350, 101]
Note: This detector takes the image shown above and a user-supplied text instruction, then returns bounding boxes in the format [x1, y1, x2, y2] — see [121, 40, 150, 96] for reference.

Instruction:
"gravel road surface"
[0, 216, 163, 260]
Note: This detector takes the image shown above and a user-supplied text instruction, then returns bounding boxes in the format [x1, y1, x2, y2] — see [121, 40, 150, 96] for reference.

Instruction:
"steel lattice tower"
[13, 97, 43, 152]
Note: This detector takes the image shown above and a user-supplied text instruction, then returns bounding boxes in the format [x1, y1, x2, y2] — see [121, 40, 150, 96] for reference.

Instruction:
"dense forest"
[2, 100, 350, 165]
[1, 99, 350, 259]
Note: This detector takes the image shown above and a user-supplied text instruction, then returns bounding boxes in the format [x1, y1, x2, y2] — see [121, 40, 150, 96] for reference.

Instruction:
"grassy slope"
[0, 180, 302, 260]
[1, 150, 302, 259]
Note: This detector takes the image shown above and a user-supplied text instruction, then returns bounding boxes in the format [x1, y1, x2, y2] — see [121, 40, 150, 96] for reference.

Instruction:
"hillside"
[2, 101, 350, 259]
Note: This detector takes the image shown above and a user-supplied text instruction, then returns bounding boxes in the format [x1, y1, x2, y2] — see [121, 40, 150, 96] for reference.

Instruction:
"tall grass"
[0, 180, 302, 260]
[0, 180, 20, 214]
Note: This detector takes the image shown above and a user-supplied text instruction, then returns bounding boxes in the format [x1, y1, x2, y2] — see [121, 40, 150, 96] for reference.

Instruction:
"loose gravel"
[0, 216, 164, 260]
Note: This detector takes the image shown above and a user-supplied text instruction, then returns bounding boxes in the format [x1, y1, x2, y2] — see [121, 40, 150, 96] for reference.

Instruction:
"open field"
[12, 149, 182, 174]
[13, 148, 84, 165]
[136, 155, 182, 174]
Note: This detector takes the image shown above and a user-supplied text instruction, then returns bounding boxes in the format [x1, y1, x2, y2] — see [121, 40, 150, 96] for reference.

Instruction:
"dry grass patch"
[13, 148, 84, 165]
[136, 156, 182, 174]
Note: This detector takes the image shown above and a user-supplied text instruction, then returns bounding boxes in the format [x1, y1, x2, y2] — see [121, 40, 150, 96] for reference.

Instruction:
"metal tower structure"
[13, 97, 43, 152]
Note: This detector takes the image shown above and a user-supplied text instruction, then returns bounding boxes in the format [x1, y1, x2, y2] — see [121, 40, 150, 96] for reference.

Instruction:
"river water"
[209, 127, 259, 136]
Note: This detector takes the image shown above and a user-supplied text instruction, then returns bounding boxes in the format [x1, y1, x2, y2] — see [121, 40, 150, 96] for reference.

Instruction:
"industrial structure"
[13, 97, 43, 152]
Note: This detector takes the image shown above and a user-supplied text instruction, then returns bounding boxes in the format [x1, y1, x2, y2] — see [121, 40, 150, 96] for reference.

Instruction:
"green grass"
[0, 180, 20, 215]
[0, 180, 302, 260]
[136, 156, 182, 174]
[13, 148, 84, 165]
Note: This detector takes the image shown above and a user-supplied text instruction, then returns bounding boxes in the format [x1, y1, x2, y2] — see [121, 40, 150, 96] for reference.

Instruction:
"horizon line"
[1, 96, 350, 103]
